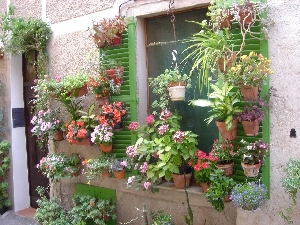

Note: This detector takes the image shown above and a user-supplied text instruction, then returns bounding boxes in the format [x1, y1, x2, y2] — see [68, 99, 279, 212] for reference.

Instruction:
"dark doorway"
[23, 52, 49, 208]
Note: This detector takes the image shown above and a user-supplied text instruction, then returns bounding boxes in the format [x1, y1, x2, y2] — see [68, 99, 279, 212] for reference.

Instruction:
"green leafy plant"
[0, 182, 12, 210]
[207, 0, 232, 30]
[211, 139, 236, 164]
[37, 152, 82, 182]
[61, 73, 89, 94]
[149, 67, 191, 114]
[82, 154, 112, 181]
[35, 186, 72, 225]
[280, 158, 300, 224]
[237, 139, 269, 164]
[204, 168, 236, 211]
[0, 5, 51, 77]
[205, 83, 242, 130]
[70, 194, 116, 225]
[230, 181, 268, 211]
[59, 96, 83, 121]
[150, 210, 175, 225]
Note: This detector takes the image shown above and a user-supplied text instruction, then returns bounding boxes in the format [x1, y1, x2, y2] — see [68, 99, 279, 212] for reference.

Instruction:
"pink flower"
[194, 164, 201, 171]
[197, 150, 207, 159]
[140, 162, 149, 174]
[173, 131, 185, 143]
[128, 122, 139, 131]
[126, 145, 137, 158]
[146, 115, 155, 125]
[120, 161, 127, 168]
[160, 109, 172, 121]
[143, 181, 152, 190]
[127, 176, 135, 184]
[202, 162, 209, 169]
[158, 124, 169, 135]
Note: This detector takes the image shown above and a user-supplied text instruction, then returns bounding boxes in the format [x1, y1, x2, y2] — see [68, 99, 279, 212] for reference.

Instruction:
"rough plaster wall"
[10, 0, 42, 19]
[46, 0, 114, 24]
[236, 0, 300, 224]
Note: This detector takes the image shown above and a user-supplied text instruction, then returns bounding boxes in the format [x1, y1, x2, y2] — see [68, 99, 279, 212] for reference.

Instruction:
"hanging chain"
[167, 0, 177, 45]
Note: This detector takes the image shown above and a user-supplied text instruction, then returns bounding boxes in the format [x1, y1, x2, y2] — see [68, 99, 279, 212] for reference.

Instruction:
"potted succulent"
[30, 108, 64, 147]
[204, 168, 236, 211]
[149, 67, 192, 113]
[89, 16, 127, 48]
[192, 149, 218, 192]
[110, 157, 129, 180]
[127, 109, 198, 188]
[91, 124, 114, 153]
[205, 83, 242, 141]
[280, 158, 300, 224]
[238, 139, 269, 177]
[98, 101, 127, 130]
[225, 51, 273, 100]
[211, 139, 236, 176]
[70, 194, 116, 224]
[230, 181, 268, 211]
[82, 154, 113, 182]
[37, 152, 82, 182]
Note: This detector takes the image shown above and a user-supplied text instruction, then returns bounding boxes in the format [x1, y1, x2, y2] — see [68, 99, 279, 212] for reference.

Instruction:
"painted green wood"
[75, 183, 116, 225]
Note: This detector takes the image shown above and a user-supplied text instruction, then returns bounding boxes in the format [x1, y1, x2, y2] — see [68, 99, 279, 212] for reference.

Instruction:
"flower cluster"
[86, 73, 110, 98]
[211, 139, 236, 164]
[37, 153, 82, 182]
[226, 51, 273, 87]
[31, 108, 63, 147]
[192, 150, 218, 184]
[82, 155, 112, 182]
[230, 181, 268, 211]
[110, 158, 129, 172]
[66, 121, 89, 143]
[238, 139, 269, 164]
[98, 101, 127, 127]
[91, 124, 114, 145]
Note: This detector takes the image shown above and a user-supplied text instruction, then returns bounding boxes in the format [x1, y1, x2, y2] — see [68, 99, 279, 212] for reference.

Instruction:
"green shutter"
[229, 19, 270, 194]
[101, 18, 137, 158]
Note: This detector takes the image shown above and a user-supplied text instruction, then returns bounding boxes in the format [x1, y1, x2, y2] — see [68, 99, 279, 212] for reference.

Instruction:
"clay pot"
[218, 51, 237, 73]
[216, 161, 234, 176]
[102, 170, 111, 178]
[113, 168, 126, 180]
[220, 9, 233, 29]
[68, 85, 88, 97]
[53, 130, 64, 141]
[238, 9, 253, 28]
[105, 66, 124, 85]
[70, 138, 93, 146]
[242, 120, 260, 136]
[110, 32, 122, 46]
[99, 143, 113, 153]
[241, 162, 261, 177]
[215, 119, 238, 141]
[239, 85, 259, 101]
[172, 173, 192, 189]
[200, 182, 209, 193]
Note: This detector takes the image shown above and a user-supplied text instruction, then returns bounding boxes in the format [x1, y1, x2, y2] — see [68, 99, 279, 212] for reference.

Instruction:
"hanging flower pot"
[168, 82, 186, 101]
[239, 85, 259, 101]
[171, 173, 192, 189]
[52, 130, 64, 141]
[215, 119, 238, 141]
[105, 66, 124, 85]
[242, 120, 260, 136]
[110, 32, 122, 46]
[238, 9, 253, 28]
[113, 120, 124, 131]
[220, 9, 233, 29]
[241, 162, 261, 177]
[216, 161, 234, 176]
[99, 143, 113, 153]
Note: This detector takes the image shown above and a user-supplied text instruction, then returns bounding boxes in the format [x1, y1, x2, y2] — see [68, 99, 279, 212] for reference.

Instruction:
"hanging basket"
[68, 85, 88, 97]
[168, 85, 186, 101]
[242, 120, 260, 136]
[110, 32, 122, 46]
[241, 162, 261, 177]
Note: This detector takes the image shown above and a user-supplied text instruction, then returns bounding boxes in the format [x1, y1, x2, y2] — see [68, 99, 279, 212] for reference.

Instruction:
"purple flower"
[143, 181, 152, 190]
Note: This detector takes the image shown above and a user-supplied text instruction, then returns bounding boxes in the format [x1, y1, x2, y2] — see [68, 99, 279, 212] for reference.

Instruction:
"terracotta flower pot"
[172, 172, 192, 189]
[220, 9, 233, 29]
[239, 85, 259, 101]
[238, 9, 253, 28]
[216, 161, 234, 176]
[241, 162, 261, 177]
[200, 182, 209, 193]
[68, 85, 88, 97]
[102, 169, 111, 178]
[70, 138, 93, 146]
[242, 120, 260, 136]
[99, 143, 113, 153]
[110, 32, 122, 46]
[215, 119, 238, 141]
[113, 168, 126, 180]
[105, 66, 124, 85]
[53, 130, 64, 141]
[224, 195, 231, 202]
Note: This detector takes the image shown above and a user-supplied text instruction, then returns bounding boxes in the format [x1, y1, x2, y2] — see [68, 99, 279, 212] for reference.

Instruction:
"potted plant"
[127, 110, 198, 188]
[70, 194, 116, 224]
[61, 73, 89, 97]
[150, 210, 175, 225]
[225, 51, 273, 100]
[205, 83, 242, 141]
[110, 157, 129, 180]
[192, 149, 218, 192]
[82, 154, 113, 183]
[237, 139, 269, 177]
[100, 53, 124, 85]
[30, 108, 64, 147]
[35, 186, 71, 225]
[98, 101, 127, 130]
[37, 152, 82, 182]
[182, 20, 234, 93]
[204, 168, 236, 211]
[89, 16, 127, 48]
[230, 181, 268, 211]
[66, 104, 97, 145]
[91, 124, 114, 152]
[207, 0, 233, 30]
[211, 139, 236, 176]
[149, 67, 192, 113]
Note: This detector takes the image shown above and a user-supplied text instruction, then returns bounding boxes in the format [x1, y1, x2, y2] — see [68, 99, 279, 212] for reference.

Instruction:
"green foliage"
[0, 140, 11, 208]
[205, 83, 242, 130]
[35, 186, 72, 225]
[280, 158, 300, 224]
[0, 5, 51, 77]
[83, 154, 113, 181]
[0, 182, 12, 208]
[61, 73, 89, 93]
[78, 103, 97, 132]
[204, 168, 236, 212]
[150, 210, 174, 225]
[59, 96, 83, 121]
